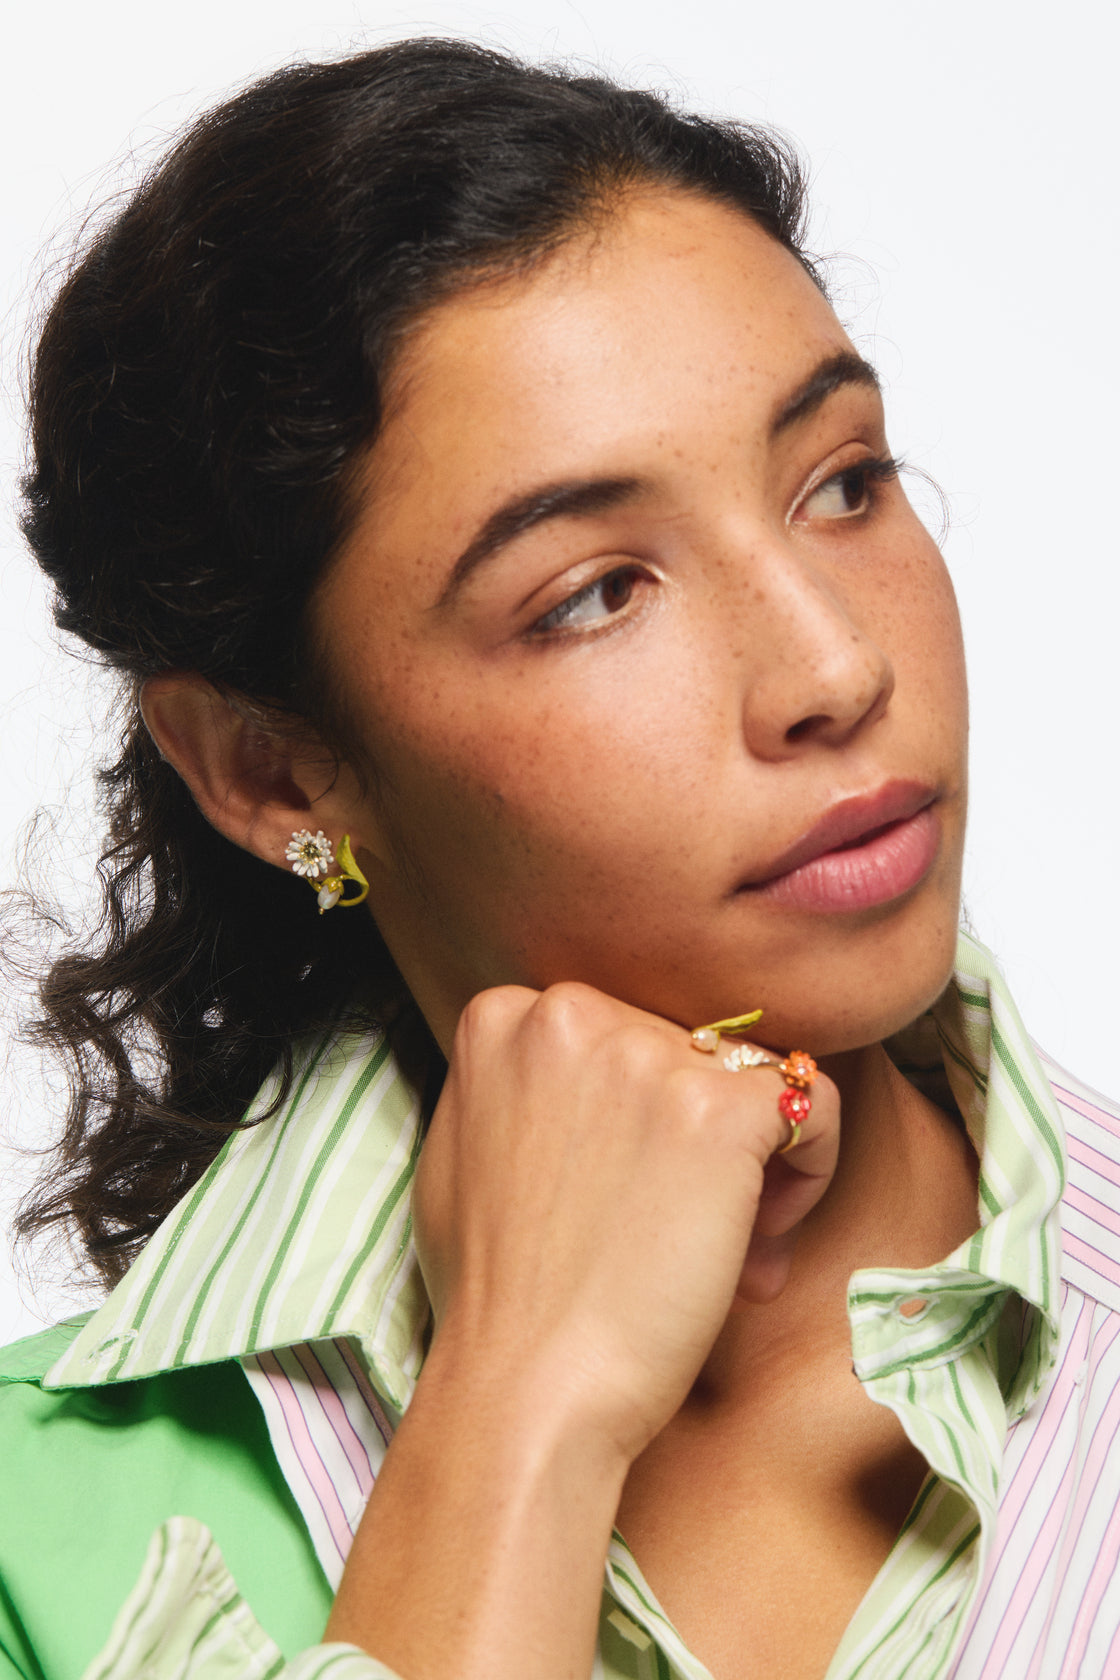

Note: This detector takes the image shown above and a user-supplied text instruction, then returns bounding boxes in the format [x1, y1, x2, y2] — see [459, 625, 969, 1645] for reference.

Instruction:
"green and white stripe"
[82, 1517, 392, 1680]
[46, 1025, 428, 1413]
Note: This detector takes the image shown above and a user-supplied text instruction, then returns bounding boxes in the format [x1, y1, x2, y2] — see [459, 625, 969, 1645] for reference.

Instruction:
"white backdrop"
[2, 0, 1116, 1343]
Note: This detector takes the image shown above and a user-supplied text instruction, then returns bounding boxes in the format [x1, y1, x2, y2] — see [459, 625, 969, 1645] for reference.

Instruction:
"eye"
[795, 455, 901, 523]
[530, 566, 642, 636]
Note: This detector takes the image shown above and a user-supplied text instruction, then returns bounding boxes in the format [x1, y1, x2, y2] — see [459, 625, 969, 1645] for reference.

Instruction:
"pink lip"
[739, 781, 940, 913]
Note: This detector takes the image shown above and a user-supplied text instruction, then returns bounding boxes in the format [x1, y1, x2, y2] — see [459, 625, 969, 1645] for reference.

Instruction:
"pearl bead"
[690, 1027, 720, 1053]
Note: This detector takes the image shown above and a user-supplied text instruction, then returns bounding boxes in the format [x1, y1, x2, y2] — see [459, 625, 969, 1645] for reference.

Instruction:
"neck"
[696, 1041, 979, 1405]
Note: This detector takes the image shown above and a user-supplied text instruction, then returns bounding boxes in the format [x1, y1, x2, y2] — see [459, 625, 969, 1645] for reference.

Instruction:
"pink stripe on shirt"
[255, 1348, 355, 1564]
[1062, 1229, 1120, 1293]
[1066, 1135, 1120, 1195]
[964, 1291, 1092, 1676]
[292, 1342, 376, 1501]
[1027, 1313, 1120, 1679]
[1050, 1082, 1120, 1145]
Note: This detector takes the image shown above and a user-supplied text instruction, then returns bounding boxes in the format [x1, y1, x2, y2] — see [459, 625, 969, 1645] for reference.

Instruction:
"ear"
[139, 672, 381, 875]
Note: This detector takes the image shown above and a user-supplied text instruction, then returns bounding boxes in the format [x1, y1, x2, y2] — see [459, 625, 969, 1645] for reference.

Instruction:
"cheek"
[356, 642, 728, 951]
[913, 564, 968, 734]
[363, 723, 658, 994]
[373, 709, 660, 888]
[869, 536, 967, 728]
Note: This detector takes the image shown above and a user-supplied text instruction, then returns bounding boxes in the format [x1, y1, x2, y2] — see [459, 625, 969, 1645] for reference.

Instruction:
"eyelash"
[795, 453, 904, 522]
[528, 566, 645, 638]
[526, 452, 905, 640]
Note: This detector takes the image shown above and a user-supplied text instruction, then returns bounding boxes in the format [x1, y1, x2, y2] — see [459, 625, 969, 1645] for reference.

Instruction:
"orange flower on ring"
[781, 1050, 817, 1088]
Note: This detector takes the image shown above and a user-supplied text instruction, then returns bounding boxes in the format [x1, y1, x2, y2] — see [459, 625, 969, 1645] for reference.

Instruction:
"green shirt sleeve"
[0, 1323, 399, 1679]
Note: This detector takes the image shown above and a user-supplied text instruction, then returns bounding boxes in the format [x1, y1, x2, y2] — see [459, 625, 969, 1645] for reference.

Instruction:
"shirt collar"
[45, 932, 1066, 1415]
[43, 1024, 428, 1410]
[863, 929, 1065, 1415]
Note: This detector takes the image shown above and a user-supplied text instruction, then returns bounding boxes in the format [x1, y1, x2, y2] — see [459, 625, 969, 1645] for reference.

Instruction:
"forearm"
[324, 1334, 629, 1680]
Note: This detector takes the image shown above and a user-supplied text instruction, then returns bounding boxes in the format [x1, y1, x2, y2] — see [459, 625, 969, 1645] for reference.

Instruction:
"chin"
[738, 895, 963, 1059]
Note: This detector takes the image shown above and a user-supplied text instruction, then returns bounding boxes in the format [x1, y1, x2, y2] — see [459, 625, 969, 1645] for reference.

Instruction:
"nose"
[736, 549, 894, 761]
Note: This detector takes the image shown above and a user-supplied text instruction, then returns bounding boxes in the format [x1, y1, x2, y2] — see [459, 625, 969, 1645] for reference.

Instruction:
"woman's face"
[312, 190, 968, 1055]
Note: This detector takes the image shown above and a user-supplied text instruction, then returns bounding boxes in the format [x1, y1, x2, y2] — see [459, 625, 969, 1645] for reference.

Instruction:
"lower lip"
[747, 806, 940, 913]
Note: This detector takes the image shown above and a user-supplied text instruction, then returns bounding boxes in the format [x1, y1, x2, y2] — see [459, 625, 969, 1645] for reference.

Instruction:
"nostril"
[786, 714, 828, 743]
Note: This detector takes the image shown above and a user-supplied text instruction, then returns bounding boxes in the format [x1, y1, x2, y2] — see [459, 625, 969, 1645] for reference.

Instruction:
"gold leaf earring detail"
[285, 829, 369, 913]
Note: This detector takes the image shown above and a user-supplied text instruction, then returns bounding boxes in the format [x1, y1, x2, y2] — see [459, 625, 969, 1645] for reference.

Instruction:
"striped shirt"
[4, 931, 1120, 1678]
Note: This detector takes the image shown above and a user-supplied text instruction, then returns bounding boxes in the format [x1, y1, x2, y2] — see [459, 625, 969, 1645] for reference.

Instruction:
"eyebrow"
[771, 350, 881, 437]
[435, 475, 645, 608]
[435, 350, 882, 607]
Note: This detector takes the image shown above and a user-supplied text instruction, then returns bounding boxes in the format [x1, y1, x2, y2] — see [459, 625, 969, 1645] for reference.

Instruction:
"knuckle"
[535, 979, 601, 1017]
[454, 984, 529, 1046]
[528, 979, 609, 1046]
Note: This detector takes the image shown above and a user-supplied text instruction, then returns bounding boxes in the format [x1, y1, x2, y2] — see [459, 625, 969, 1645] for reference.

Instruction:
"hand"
[413, 981, 839, 1468]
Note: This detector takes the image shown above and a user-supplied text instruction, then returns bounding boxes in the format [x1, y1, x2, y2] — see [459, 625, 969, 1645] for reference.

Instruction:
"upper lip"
[738, 780, 938, 889]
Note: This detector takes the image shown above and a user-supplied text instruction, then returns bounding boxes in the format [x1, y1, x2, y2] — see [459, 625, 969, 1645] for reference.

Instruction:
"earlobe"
[139, 672, 342, 871]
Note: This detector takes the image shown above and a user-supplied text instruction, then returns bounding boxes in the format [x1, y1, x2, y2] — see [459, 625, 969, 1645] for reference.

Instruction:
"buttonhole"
[86, 1329, 138, 1364]
[895, 1296, 932, 1323]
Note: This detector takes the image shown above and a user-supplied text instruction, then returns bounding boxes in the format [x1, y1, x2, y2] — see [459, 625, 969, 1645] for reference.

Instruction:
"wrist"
[415, 1312, 634, 1498]
[326, 1320, 629, 1678]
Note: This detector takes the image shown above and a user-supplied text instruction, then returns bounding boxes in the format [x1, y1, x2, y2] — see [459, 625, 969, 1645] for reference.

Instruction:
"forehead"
[386, 192, 840, 428]
[346, 191, 854, 574]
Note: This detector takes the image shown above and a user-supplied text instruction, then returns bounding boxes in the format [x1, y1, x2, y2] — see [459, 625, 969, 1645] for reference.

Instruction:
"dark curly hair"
[15, 37, 816, 1286]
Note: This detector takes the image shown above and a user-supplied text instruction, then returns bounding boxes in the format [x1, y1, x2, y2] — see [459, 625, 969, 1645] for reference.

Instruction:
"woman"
[2, 37, 1118, 1680]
